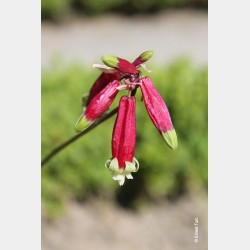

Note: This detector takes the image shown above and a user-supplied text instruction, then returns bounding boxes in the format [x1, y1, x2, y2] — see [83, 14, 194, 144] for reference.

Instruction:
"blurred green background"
[41, 58, 207, 217]
[42, 0, 207, 20]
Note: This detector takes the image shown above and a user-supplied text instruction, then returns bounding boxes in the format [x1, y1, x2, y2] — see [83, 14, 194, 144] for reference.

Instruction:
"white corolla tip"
[112, 174, 126, 186]
[112, 173, 134, 186]
[126, 174, 133, 179]
[105, 157, 139, 186]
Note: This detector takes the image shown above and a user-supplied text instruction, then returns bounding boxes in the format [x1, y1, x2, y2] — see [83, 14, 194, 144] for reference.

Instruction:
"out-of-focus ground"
[42, 9, 207, 68]
[42, 9, 207, 250]
[42, 193, 207, 250]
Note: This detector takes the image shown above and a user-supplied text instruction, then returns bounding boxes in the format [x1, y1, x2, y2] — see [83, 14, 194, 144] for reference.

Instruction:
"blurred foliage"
[42, 59, 207, 217]
[42, 0, 72, 20]
[42, 0, 208, 20]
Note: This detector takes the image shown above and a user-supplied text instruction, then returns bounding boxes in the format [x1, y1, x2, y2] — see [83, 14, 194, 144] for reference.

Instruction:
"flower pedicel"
[75, 51, 178, 185]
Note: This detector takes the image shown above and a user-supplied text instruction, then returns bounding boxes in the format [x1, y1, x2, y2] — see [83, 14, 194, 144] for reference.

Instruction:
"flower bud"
[75, 80, 120, 132]
[132, 50, 154, 66]
[105, 96, 139, 185]
[102, 55, 137, 74]
[140, 77, 178, 150]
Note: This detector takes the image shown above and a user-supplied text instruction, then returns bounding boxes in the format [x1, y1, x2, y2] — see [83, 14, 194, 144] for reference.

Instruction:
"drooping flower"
[105, 96, 139, 186]
[75, 80, 120, 132]
[140, 77, 178, 149]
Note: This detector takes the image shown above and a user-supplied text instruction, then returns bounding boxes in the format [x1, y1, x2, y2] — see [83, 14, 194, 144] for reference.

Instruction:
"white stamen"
[117, 85, 128, 91]
[92, 64, 118, 74]
[140, 63, 152, 73]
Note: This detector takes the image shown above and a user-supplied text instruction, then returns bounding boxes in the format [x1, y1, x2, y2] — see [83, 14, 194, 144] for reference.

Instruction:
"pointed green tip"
[162, 129, 178, 150]
[102, 55, 119, 68]
[74, 114, 92, 133]
[140, 50, 154, 62]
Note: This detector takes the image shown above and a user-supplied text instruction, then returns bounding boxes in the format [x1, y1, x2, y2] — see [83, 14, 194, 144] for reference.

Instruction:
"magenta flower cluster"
[75, 51, 178, 186]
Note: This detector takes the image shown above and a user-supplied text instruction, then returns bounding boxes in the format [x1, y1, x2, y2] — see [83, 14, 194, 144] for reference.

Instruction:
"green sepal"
[162, 129, 178, 150]
[101, 55, 119, 68]
[74, 114, 93, 133]
[139, 50, 154, 63]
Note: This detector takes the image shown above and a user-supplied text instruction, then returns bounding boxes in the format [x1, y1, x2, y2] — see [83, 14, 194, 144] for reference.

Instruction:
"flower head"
[75, 51, 177, 185]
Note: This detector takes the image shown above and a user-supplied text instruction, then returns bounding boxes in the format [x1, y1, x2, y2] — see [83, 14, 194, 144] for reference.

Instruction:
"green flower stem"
[41, 107, 119, 168]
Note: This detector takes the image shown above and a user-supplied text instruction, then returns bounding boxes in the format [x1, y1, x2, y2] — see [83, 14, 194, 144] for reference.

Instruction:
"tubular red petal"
[85, 80, 120, 121]
[112, 96, 136, 169]
[140, 77, 174, 132]
[86, 72, 120, 105]
[117, 58, 137, 74]
[132, 50, 154, 66]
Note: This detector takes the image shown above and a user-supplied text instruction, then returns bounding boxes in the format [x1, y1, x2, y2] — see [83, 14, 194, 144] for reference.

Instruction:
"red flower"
[75, 80, 120, 132]
[105, 96, 139, 186]
[140, 77, 178, 149]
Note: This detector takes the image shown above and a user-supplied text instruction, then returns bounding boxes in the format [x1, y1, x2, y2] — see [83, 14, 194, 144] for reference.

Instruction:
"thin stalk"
[41, 107, 118, 168]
